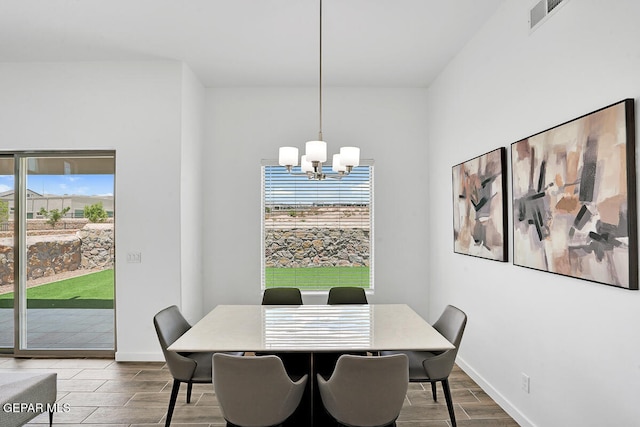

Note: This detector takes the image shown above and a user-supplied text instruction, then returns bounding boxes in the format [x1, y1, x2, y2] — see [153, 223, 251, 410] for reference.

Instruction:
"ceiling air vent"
[530, 1, 546, 29]
[547, 0, 564, 13]
[530, 0, 569, 31]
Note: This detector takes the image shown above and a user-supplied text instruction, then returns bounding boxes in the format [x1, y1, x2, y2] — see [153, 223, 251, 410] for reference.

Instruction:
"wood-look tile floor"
[0, 357, 520, 426]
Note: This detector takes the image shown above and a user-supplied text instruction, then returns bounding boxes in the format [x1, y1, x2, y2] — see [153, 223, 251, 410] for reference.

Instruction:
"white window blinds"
[262, 163, 373, 291]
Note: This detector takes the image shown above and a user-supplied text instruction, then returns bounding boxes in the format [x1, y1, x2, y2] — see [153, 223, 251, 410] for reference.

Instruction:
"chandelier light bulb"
[301, 155, 314, 173]
[332, 154, 346, 172]
[339, 146, 360, 167]
[279, 146, 299, 167]
[305, 140, 327, 162]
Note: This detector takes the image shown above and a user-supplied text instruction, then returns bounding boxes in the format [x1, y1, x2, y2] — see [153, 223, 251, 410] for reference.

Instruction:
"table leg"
[283, 352, 339, 426]
[311, 352, 339, 426]
[284, 353, 312, 426]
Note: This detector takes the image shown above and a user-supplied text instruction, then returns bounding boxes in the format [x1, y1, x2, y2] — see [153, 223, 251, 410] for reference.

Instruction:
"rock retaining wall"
[27, 234, 82, 280]
[265, 228, 369, 268]
[0, 223, 114, 285]
[78, 223, 114, 270]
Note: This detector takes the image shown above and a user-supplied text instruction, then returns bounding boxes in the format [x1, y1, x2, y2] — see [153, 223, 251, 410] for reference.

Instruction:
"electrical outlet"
[521, 373, 530, 393]
[126, 252, 142, 263]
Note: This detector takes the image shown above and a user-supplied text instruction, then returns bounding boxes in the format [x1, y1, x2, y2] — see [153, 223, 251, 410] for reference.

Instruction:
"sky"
[0, 174, 114, 196]
[1, 165, 367, 200]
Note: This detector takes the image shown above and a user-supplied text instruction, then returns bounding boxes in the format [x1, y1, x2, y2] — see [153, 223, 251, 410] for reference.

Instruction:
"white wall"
[203, 87, 431, 313]
[426, 1, 640, 426]
[179, 64, 206, 323]
[0, 61, 196, 360]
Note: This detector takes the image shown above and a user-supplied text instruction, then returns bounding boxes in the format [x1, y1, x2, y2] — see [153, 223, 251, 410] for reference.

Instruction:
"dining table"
[168, 303, 454, 425]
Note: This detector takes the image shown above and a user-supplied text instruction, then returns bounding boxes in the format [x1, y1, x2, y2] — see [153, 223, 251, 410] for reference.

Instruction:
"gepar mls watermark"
[3, 402, 71, 414]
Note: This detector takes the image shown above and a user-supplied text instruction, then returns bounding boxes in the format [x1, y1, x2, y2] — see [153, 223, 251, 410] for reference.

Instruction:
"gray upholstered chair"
[327, 286, 368, 304]
[261, 287, 303, 305]
[317, 354, 408, 427]
[213, 353, 308, 427]
[260, 287, 308, 377]
[381, 305, 467, 427]
[153, 305, 242, 427]
[318, 286, 369, 375]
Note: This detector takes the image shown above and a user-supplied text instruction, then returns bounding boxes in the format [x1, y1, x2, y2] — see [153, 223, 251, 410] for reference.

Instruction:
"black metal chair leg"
[430, 381, 438, 401]
[441, 379, 456, 427]
[186, 381, 193, 403]
[49, 410, 53, 427]
[165, 379, 181, 427]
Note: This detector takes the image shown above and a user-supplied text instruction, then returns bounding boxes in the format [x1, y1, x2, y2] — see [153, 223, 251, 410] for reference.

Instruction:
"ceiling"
[0, 0, 503, 87]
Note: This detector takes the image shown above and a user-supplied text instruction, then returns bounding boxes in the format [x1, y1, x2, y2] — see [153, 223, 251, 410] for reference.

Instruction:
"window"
[262, 162, 374, 291]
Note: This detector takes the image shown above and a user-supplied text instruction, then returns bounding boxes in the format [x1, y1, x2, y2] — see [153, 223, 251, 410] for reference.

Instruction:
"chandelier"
[278, 0, 360, 180]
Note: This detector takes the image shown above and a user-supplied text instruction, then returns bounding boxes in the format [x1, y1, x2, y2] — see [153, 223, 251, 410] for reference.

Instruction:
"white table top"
[168, 304, 455, 353]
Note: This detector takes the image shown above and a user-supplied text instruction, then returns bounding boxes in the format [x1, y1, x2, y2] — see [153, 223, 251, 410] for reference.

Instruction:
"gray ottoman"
[0, 372, 57, 427]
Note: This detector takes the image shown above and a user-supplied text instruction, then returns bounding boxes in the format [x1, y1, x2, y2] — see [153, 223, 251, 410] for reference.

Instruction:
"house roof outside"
[0, 190, 113, 216]
[0, 189, 43, 199]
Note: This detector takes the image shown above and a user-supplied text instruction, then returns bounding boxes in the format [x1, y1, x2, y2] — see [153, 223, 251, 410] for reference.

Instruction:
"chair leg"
[441, 379, 456, 427]
[165, 379, 181, 427]
[186, 381, 193, 403]
[430, 381, 438, 401]
[49, 410, 53, 427]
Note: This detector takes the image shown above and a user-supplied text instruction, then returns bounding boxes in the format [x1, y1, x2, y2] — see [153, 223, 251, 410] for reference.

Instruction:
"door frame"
[1, 150, 116, 357]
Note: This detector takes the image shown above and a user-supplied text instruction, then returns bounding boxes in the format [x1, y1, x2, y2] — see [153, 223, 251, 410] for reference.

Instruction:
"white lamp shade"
[305, 140, 327, 162]
[332, 154, 347, 172]
[340, 146, 360, 167]
[278, 146, 299, 166]
[301, 155, 314, 173]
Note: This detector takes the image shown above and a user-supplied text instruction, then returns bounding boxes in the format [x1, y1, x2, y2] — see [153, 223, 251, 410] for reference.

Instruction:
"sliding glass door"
[0, 152, 115, 355]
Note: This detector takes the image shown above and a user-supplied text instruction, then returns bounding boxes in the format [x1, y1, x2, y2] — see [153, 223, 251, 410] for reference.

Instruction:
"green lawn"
[0, 267, 362, 308]
[265, 266, 369, 290]
[0, 269, 114, 309]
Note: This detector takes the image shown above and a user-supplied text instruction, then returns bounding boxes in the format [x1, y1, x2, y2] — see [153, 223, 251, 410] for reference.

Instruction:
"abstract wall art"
[452, 147, 507, 261]
[511, 99, 637, 289]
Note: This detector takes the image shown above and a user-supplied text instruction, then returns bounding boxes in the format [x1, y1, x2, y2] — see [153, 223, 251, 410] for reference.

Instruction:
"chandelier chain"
[277, 0, 359, 180]
[318, 0, 323, 141]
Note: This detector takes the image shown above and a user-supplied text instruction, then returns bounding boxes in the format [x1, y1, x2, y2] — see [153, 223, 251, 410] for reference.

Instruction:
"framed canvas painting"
[511, 99, 637, 289]
[452, 147, 508, 261]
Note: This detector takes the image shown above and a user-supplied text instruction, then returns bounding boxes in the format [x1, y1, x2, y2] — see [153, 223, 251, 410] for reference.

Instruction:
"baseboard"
[115, 351, 165, 362]
[456, 356, 536, 427]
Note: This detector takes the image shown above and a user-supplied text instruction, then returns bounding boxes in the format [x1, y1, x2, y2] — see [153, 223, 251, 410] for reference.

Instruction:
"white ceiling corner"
[0, 0, 503, 87]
